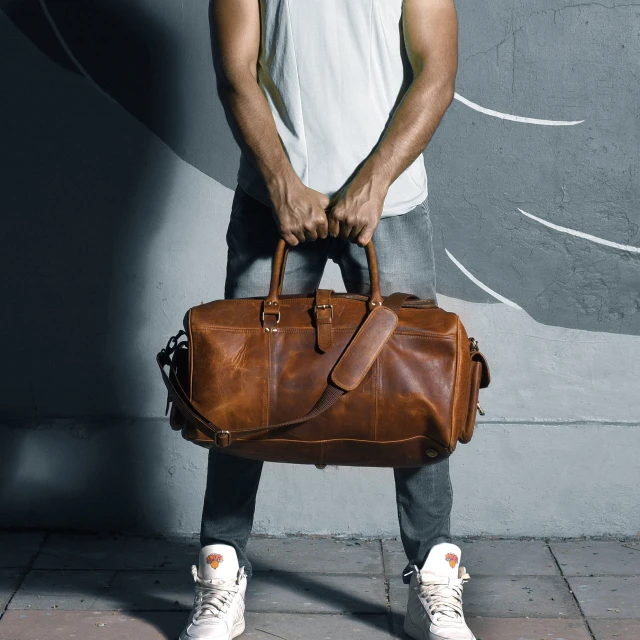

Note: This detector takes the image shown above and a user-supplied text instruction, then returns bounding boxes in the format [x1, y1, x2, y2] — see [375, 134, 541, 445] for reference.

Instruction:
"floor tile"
[0, 610, 186, 639]
[589, 618, 640, 639]
[247, 537, 383, 574]
[8, 570, 115, 611]
[550, 540, 640, 576]
[391, 614, 591, 640]
[389, 575, 580, 618]
[569, 577, 640, 618]
[9, 569, 195, 612]
[33, 533, 200, 570]
[382, 538, 559, 577]
[0, 532, 45, 568]
[0, 569, 24, 611]
[243, 612, 394, 638]
[247, 573, 386, 614]
[467, 618, 590, 640]
[98, 570, 194, 611]
[381, 539, 410, 578]
[459, 540, 559, 576]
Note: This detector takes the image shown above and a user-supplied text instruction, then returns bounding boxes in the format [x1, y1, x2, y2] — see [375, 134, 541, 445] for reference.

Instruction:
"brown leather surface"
[314, 288, 334, 353]
[158, 239, 491, 467]
[330, 305, 398, 391]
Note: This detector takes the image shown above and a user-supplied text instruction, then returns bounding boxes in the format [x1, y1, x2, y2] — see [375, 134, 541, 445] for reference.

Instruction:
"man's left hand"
[327, 175, 388, 246]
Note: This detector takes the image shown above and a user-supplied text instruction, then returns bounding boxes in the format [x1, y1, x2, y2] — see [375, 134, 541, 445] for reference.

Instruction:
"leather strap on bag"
[157, 293, 416, 447]
[314, 288, 335, 353]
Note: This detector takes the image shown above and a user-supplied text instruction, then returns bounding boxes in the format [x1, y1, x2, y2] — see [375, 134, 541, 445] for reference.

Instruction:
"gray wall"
[1, 1, 639, 538]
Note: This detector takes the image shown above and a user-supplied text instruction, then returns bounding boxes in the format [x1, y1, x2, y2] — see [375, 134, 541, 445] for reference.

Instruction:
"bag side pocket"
[458, 360, 483, 444]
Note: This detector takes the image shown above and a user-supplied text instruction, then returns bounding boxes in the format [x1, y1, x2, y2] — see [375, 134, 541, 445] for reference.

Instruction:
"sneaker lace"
[406, 564, 470, 625]
[190, 565, 244, 624]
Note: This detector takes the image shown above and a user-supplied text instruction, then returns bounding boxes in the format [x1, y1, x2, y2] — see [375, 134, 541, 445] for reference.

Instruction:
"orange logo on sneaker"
[445, 553, 459, 568]
[206, 553, 224, 569]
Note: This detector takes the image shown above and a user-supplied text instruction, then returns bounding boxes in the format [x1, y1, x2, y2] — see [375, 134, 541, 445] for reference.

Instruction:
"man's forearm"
[358, 72, 455, 192]
[219, 74, 299, 197]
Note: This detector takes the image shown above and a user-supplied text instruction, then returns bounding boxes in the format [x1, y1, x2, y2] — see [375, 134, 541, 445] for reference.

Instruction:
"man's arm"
[327, 0, 458, 245]
[210, 0, 329, 245]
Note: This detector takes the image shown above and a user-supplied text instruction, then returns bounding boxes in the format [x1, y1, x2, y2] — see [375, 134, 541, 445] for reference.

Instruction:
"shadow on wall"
[2, 0, 640, 538]
[0, 1, 227, 532]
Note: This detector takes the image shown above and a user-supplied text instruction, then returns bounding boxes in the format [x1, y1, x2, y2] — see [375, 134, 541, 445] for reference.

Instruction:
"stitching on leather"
[231, 436, 445, 446]
[449, 318, 462, 450]
[461, 361, 482, 443]
[266, 330, 272, 426]
[192, 326, 454, 338]
[374, 358, 379, 441]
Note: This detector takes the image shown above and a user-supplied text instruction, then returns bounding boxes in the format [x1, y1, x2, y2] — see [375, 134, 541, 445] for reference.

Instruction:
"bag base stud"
[426, 449, 439, 458]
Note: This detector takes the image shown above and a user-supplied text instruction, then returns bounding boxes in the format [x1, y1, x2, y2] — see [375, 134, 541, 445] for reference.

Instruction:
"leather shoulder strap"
[157, 293, 413, 447]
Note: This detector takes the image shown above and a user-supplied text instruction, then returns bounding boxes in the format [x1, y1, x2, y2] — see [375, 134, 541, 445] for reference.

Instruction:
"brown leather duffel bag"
[157, 238, 490, 467]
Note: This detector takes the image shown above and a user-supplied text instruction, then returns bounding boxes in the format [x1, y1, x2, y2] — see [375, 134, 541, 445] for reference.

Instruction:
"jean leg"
[393, 461, 453, 583]
[201, 185, 328, 581]
[335, 197, 452, 583]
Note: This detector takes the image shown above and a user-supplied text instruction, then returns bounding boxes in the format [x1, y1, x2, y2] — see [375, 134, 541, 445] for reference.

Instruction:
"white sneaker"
[403, 542, 476, 640]
[178, 543, 247, 640]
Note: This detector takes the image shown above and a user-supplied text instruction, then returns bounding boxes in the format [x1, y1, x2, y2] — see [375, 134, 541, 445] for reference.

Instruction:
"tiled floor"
[0, 532, 639, 639]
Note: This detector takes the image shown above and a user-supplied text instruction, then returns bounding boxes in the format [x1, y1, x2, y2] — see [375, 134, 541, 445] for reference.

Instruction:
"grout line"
[546, 539, 597, 640]
[4, 531, 51, 614]
[378, 538, 396, 637]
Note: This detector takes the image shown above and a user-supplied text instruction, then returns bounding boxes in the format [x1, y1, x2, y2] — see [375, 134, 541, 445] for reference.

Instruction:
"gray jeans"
[201, 185, 453, 584]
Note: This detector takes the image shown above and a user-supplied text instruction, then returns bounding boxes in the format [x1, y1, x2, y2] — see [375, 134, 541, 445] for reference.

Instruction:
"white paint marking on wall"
[518, 208, 640, 253]
[445, 249, 524, 310]
[39, 0, 116, 103]
[454, 92, 585, 126]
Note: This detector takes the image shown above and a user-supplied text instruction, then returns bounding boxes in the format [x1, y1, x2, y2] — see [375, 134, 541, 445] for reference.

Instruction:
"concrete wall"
[1, 1, 639, 538]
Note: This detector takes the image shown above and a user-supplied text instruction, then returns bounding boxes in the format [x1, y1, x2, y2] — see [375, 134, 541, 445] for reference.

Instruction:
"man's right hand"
[269, 181, 330, 246]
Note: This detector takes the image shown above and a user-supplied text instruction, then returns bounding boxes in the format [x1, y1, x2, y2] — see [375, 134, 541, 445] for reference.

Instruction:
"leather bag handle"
[158, 292, 415, 447]
[265, 238, 384, 308]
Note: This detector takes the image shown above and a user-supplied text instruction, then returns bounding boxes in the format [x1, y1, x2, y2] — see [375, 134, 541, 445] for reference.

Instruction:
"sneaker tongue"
[421, 542, 462, 579]
[199, 544, 239, 582]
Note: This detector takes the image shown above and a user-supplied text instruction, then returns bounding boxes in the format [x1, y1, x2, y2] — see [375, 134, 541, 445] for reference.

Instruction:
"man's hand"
[327, 173, 388, 246]
[269, 180, 330, 246]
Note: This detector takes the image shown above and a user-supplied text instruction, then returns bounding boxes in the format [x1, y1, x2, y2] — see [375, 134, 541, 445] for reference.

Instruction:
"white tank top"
[237, 0, 428, 218]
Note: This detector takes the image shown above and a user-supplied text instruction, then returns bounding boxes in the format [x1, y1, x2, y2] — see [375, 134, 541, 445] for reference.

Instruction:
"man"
[179, 1, 474, 639]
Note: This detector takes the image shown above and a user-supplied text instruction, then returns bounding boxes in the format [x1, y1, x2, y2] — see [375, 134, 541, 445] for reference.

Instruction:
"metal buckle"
[314, 304, 333, 320]
[261, 309, 281, 324]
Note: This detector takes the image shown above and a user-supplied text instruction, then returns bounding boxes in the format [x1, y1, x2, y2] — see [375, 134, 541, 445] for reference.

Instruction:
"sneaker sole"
[231, 618, 245, 638]
[403, 613, 476, 640]
[178, 617, 245, 640]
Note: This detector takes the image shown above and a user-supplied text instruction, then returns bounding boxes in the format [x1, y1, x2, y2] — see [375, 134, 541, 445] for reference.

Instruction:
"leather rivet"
[266, 301, 272, 305]
[426, 449, 439, 458]
[273, 301, 278, 306]
[264, 328, 270, 332]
